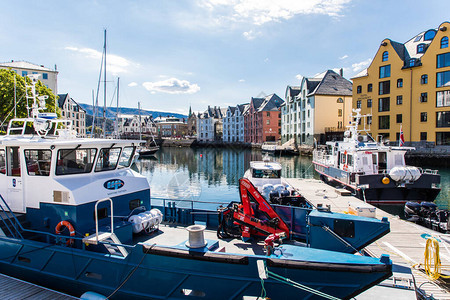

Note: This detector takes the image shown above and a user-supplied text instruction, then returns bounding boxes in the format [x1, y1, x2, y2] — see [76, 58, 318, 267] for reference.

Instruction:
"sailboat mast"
[138, 101, 142, 140]
[116, 77, 119, 138]
[102, 29, 107, 138]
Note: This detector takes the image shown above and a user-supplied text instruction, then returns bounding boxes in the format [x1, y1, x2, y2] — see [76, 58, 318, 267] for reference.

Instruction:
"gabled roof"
[307, 70, 352, 96]
[57, 93, 69, 108]
[0, 61, 56, 72]
[285, 86, 301, 99]
[250, 97, 265, 111]
[227, 106, 237, 115]
[258, 94, 284, 112]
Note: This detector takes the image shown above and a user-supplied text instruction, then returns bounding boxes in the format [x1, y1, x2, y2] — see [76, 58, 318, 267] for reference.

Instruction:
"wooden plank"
[0, 273, 77, 299]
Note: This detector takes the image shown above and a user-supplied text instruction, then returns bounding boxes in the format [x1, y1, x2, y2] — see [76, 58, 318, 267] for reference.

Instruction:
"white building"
[0, 61, 58, 95]
[197, 106, 223, 142]
[118, 114, 157, 136]
[281, 70, 352, 145]
[57, 94, 87, 137]
[223, 104, 247, 143]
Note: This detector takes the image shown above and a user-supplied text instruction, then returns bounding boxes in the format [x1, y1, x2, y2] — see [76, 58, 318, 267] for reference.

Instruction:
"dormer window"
[441, 36, 449, 49]
[424, 29, 436, 41]
[417, 43, 425, 53]
[409, 59, 415, 67]
[382, 51, 389, 62]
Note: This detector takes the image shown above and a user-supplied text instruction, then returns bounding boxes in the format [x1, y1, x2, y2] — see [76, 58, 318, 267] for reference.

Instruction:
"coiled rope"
[424, 237, 450, 281]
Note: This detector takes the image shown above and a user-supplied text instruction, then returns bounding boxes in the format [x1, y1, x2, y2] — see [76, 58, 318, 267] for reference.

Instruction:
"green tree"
[0, 69, 60, 130]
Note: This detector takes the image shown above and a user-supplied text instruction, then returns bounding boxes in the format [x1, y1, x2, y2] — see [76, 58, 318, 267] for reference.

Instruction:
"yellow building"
[352, 21, 450, 146]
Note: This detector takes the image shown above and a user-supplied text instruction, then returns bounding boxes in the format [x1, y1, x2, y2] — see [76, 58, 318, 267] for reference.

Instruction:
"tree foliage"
[0, 69, 60, 127]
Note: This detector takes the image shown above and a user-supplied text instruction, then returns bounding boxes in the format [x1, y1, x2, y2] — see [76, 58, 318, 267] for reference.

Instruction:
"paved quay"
[0, 273, 78, 300]
[286, 178, 450, 300]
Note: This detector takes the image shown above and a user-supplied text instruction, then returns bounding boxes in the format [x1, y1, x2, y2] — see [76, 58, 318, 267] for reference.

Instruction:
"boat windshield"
[118, 146, 135, 168]
[252, 168, 281, 179]
[0, 150, 5, 174]
[56, 148, 97, 175]
[95, 147, 121, 172]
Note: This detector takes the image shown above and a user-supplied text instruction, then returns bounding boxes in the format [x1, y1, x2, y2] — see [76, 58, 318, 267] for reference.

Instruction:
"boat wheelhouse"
[313, 109, 440, 205]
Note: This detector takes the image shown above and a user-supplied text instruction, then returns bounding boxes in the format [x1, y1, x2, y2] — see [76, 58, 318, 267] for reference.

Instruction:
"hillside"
[78, 103, 187, 120]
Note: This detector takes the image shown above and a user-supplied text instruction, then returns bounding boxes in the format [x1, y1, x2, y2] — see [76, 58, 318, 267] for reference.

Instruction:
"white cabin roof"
[250, 161, 282, 171]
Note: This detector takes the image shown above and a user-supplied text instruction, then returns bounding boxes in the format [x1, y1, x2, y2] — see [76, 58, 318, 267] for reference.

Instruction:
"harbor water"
[136, 147, 450, 213]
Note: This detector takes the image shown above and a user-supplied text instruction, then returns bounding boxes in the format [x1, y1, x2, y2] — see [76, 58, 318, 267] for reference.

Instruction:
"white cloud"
[295, 74, 303, 81]
[142, 78, 200, 94]
[128, 82, 138, 87]
[242, 30, 261, 40]
[239, 79, 245, 82]
[351, 58, 372, 72]
[264, 58, 270, 63]
[339, 54, 348, 60]
[65, 46, 138, 75]
[199, 0, 352, 25]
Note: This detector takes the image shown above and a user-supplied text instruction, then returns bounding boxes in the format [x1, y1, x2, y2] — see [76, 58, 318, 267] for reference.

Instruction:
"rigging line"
[106, 243, 155, 299]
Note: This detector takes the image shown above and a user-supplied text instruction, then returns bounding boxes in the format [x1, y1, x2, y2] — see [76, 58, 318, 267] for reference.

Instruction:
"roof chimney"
[339, 68, 343, 77]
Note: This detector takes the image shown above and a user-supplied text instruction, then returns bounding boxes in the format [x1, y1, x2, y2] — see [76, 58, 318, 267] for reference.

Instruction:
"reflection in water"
[135, 147, 449, 212]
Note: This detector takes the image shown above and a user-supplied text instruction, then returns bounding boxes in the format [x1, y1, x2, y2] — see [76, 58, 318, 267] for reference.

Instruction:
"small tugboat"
[217, 156, 391, 254]
[404, 202, 450, 233]
[313, 109, 441, 205]
[0, 79, 393, 299]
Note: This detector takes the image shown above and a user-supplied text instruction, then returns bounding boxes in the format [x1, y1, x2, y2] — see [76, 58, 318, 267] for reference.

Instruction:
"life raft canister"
[55, 220, 75, 246]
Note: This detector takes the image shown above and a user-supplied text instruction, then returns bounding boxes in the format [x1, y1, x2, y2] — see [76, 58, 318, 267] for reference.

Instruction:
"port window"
[0, 150, 5, 175]
[7, 147, 21, 176]
[56, 148, 97, 175]
[118, 146, 136, 168]
[24, 149, 52, 176]
[95, 147, 121, 172]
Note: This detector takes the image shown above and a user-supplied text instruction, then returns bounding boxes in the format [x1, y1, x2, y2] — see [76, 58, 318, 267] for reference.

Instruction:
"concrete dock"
[286, 178, 450, 300]
[0, 273, 77, 299]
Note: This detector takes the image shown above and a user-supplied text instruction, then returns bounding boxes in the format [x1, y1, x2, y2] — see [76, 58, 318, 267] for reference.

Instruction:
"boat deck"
[286, 178, 450, 299]
[0, 273, 77, 300]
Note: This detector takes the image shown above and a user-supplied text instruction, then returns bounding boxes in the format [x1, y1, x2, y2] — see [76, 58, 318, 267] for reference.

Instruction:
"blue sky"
[1, 1, 449, 115]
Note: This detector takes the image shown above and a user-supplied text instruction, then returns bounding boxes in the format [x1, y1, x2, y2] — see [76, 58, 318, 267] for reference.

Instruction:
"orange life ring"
[55, 220, 75, 246]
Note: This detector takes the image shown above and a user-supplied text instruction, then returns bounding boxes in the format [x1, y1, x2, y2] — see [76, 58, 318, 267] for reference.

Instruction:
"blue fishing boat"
[0, 77, 392, 299]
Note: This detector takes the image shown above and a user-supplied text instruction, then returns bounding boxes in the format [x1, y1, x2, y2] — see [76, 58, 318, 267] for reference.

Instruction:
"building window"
[437, 53, 450, 68]
[356, 100, 361, 108]
[420, 92, 428, 103]
[42, 73, 48, 80]
[367, 99, 372, 108]
[367, 115, 372, 125]
[396, 114, 402, 123]
[338, 109, 342, 117]
[437, 90, 450, 107]
[382, 51, 388, 62]
[266, 112, 270, 117]
[436, 111, 450, 127]
[437, 71, 450, 87]
[409, 59, 416, 67]
[421, 112, 427, 122]
[421, 74, 428, 84]
[397, 78, 403, 88]
[396, 95, 403, 105]
[379, 115, 390, 129]
[22, 71, 28, 76]
[417, 43, 426, 53]
[378, 97, 390, 112]
[379, 65, 391, 78]
[266, 119, 270, 125]
[368, 84, 373, 92]
[379, 81, 390, 95]
[441, 36, 449, 49]
[420, 132, 427, 141]
[357, 85, 362, 93]
[436, 132, 450, 145]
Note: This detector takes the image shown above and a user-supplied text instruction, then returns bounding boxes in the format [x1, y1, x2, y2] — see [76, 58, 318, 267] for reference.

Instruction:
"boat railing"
[0, 194, 24, 239]
[152, 197, 226, 227]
